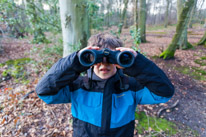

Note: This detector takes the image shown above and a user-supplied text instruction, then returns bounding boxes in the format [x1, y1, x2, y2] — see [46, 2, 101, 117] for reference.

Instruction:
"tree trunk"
[117, 0, 129, 34]
[197, 31, 206, 46]
[188, 0, 197, 28]
[164, 0, 170, 28]
[176, 0, 193, 50]
[160, 0, 195, 59]
[59, 0, 90, 57]
[138, 0, 146, 42]
[177, 0, 183, 21]
[134, 0, 138, 30]
[106, 0, 113, 27]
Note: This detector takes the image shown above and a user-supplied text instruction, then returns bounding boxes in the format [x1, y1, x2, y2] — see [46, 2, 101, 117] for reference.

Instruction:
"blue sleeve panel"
[136, 87, 171, 104]
[38, 86, 71, 104]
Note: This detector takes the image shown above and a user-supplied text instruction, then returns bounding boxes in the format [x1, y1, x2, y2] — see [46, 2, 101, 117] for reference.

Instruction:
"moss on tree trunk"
[160, 0, 194, 59]
[176, 0, 193, 50]
[197, 31, 206, 46]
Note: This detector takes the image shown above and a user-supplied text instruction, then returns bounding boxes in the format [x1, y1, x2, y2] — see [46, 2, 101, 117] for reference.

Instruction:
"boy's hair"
[87, 33, 123, 49]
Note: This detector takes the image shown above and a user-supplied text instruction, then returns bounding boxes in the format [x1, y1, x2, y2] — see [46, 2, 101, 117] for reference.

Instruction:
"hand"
[115, 47, 137, 69]
[78, 46, 100, 57]
[115, 47, 137, 57]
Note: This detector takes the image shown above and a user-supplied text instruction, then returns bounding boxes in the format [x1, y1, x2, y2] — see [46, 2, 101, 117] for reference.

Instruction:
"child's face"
[93, 57, 117, 79]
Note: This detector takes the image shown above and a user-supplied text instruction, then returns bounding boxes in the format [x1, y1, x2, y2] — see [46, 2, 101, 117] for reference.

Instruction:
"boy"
[36, 33, 174, 137]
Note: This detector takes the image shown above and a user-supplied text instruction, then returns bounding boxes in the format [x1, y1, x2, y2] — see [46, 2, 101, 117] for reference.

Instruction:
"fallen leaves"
[1, 118, 6, 125]
[0, 26, 205, 137]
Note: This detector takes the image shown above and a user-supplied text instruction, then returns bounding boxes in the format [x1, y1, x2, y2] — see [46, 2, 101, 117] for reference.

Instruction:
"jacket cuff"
[67, 52, 90, 73]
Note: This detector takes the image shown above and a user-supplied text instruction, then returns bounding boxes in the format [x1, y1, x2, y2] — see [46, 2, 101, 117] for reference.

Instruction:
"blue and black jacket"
[36, 52, 174, 137]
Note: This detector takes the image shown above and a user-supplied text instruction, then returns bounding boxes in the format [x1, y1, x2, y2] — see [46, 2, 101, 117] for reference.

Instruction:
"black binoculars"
[78, 48, 135, 68]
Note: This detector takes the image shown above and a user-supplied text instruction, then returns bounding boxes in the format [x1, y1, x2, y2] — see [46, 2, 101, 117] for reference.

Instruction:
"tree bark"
[138, 0, 146, 42]
[164, 0, 170, 28]
[106, 0, 113, 27]
[177, 0, 184, 21]
[117, 0, 129, 34]
[188, 0, 197, 28]
[134, 0, 138, 30]
[160, 0, 195, 59]
[176, 0, 193, 50]
[59, 0, 90, 57]
[197, 31, 206, 46]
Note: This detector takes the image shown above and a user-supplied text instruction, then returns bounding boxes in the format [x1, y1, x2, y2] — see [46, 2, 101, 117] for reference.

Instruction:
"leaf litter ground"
[0, 25, 206, 137]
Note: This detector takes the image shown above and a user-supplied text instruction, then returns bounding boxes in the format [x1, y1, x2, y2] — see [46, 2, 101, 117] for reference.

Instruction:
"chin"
[100, 74, 113, 79]
[100, 76, 110, 79]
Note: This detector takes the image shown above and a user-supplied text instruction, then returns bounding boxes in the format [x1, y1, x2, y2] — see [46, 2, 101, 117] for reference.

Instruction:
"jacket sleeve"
[123, 52, 174, 104]
[35, 52, 89, 104]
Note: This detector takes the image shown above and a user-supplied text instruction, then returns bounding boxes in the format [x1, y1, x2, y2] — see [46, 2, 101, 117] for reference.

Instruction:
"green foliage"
[71, 41, 82, 52]
[175, 65, 206, 81]
[130, 26, 144, 54]
[130, 26, 141, 47]
[135, 111, 177, 135]
[117, 23, 123, 35]
[32, 29, 50, 44]
[87, 0, 104, 30]
[26, 0, 61, 33]
[42, 44, 63, 57]
[0, 0, 29, 38]
[0, 58, 31, 84]
[109, 30, 120, 38]
[0, 0, 61, 43]
[30, 37, 63, 72]
[194, 56, 206, 66]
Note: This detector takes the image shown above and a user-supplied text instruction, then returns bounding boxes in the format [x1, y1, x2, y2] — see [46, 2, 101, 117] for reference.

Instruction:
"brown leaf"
[14, 117, 20, 125]
[1, 118, 6, 125]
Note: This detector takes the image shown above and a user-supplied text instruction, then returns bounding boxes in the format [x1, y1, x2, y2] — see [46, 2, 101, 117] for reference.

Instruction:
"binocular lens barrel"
[79, 50, 96, 67]
[117, 51, 134, 68]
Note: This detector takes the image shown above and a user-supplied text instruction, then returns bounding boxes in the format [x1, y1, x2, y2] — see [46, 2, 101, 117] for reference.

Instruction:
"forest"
[0, 0, 206, 136]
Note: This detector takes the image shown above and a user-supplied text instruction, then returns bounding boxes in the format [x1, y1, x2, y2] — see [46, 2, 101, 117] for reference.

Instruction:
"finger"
[116, 47, 137, 57]
[88, 46, 100, 50]
[115, 64, 124, 69]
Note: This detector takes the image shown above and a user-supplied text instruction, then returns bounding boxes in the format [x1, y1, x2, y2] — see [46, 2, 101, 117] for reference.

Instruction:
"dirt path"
[165, 87, 206, 136]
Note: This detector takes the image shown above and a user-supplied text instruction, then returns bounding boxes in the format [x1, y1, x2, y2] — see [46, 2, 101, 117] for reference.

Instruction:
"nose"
[102, 57, 108, 64]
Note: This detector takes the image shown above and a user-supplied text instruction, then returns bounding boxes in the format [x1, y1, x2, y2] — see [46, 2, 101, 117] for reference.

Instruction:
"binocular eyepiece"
[78, 48, 135, 68]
